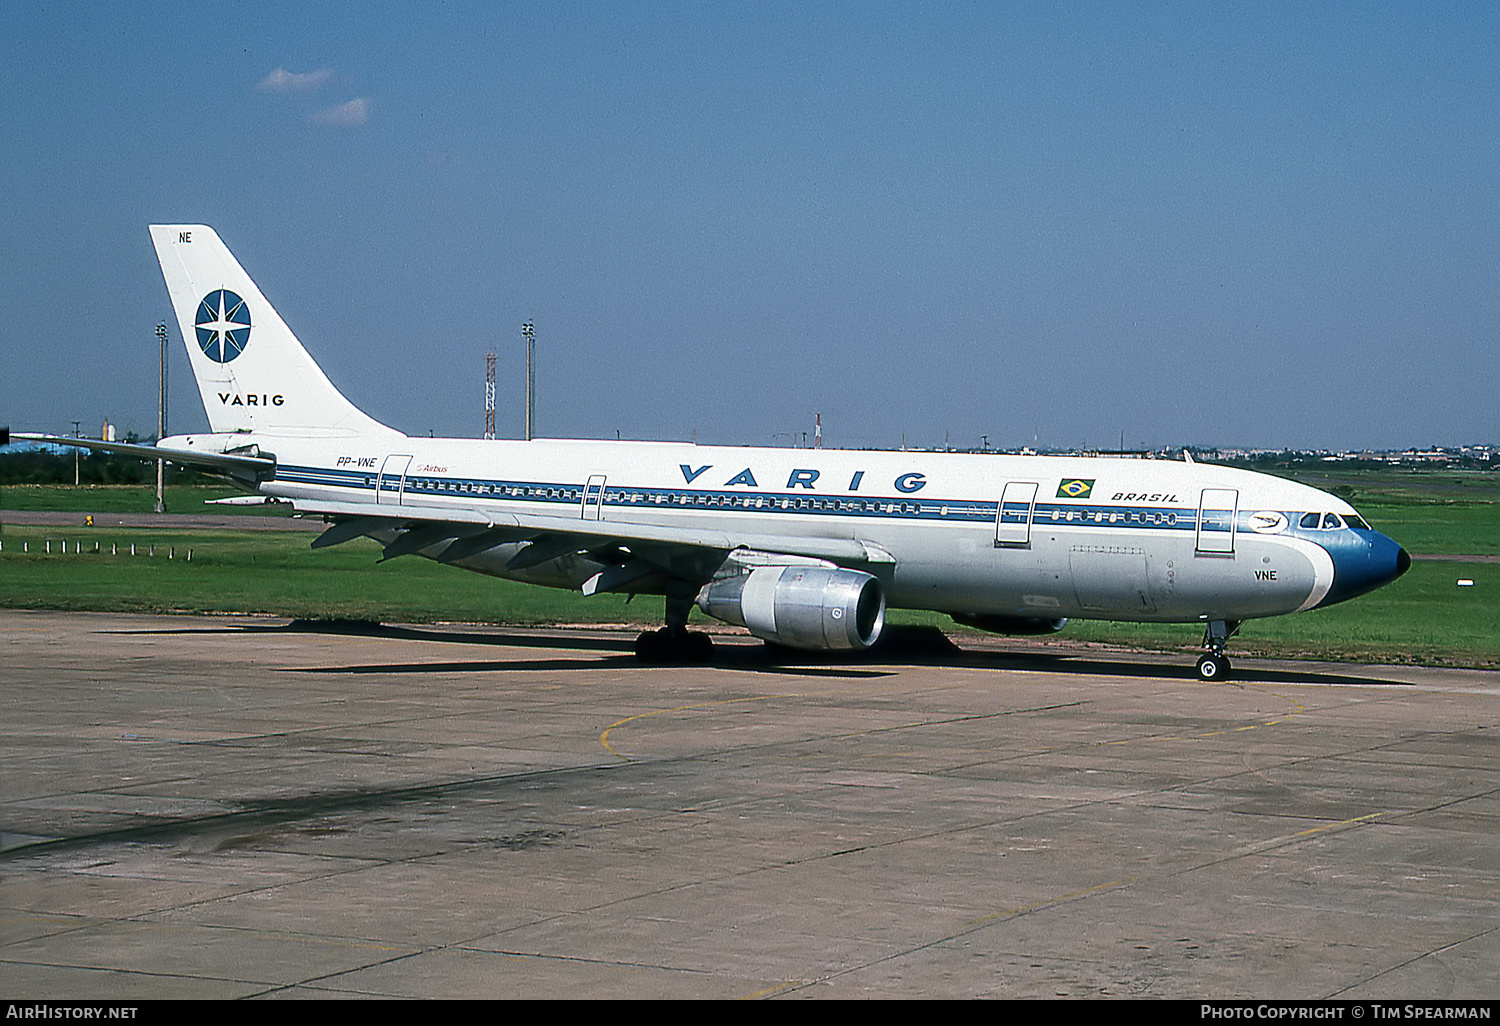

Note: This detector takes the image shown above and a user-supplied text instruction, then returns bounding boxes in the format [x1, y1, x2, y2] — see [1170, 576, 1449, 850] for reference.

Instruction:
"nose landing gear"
[1196, 619, 1241, 681]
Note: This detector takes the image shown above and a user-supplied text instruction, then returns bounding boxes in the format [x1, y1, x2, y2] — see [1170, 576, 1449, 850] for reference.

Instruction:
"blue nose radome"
[1314, 529, 1410, 609]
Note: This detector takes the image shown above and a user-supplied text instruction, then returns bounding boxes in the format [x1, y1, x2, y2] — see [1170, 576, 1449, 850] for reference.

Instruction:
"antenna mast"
[522, 322, 535, 441]
[155, 321, 169, 512]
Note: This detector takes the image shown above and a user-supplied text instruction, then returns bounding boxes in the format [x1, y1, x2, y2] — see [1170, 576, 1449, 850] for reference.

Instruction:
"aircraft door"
[376, 454, 413, 505]
[995, 481, 1039, 546]
[1196, 488, 1238, 554]
[582, 475, 606, 520]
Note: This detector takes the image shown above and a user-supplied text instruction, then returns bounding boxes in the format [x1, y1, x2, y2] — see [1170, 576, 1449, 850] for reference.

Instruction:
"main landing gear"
[635, 626, 714, 663]
[634, 587, 715, 664]
[1195, 619, 1241, 681]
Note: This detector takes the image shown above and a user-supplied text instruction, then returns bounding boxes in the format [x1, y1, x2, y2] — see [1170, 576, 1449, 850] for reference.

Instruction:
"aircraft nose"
[1315, 531, 1410, 609]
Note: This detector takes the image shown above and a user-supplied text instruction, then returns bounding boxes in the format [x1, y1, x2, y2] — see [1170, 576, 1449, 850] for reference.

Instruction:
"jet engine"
[696, 565, 886, 651]
[950, 613, 1068, 635]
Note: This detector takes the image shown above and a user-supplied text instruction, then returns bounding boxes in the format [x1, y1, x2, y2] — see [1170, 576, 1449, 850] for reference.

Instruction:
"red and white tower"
[484, 350, 496, 439]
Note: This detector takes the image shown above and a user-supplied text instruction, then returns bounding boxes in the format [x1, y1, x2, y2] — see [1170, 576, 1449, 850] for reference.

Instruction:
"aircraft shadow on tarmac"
[105, 619, 1414, 687]
[1, 760, 594, 861]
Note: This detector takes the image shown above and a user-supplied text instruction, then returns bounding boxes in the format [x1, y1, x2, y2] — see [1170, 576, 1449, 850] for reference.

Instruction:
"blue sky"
[2, 1, 1496, 451]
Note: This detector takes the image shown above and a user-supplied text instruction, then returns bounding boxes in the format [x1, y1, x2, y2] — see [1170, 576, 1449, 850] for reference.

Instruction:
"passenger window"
[1322, 513, 1344, 530]
[1300, 512, 1321, 529]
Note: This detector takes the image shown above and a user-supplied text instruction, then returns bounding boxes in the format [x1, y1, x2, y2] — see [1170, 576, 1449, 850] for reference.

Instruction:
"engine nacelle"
[696, 566, 886, 651]
[950, 613, 1068, 635]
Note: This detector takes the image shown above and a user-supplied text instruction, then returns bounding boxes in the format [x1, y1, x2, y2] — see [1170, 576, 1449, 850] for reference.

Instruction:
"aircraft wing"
[11, 429, 893, 592]
[12, 434, 275, 477]
[288, 495, 895, 593]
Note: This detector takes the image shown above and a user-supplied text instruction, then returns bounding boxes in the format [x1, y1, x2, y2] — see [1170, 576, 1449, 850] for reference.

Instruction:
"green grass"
[1358, 502, 1500, 556]
[0, 484, 288, 515]
[0, 528, 648, 625]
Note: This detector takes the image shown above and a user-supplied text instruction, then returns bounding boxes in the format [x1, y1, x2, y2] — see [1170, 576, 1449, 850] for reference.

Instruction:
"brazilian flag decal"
[1056, 479, 1094, 499]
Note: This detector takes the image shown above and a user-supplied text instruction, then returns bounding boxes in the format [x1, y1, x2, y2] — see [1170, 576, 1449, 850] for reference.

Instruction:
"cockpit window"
[1299, 511, 1362, 530]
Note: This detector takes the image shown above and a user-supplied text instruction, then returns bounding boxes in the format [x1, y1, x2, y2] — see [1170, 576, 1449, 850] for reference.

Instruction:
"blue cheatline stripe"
[272, 463, 1316, 536]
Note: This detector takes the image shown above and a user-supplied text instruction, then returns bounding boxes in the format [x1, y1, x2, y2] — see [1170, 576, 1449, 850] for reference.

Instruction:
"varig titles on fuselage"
[330, 453, 1201, 508]
[678, 463, 927, 494]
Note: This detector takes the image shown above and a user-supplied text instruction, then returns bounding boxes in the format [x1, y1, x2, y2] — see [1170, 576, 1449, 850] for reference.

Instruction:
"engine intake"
[697, 566, 885, 651]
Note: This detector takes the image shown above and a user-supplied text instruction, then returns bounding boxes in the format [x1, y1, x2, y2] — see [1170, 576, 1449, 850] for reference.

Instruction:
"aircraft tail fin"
[149, 225, 402, 440]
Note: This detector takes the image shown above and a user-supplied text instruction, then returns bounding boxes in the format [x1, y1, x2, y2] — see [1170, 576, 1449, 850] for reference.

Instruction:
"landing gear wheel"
[686, 631, 714, 663]
[1196, 653, 1231, 681]
[635, 629, 667, 663]
[634, 628, 714, 665]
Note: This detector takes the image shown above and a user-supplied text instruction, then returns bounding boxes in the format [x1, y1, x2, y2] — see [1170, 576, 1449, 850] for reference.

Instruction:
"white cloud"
[311, 98, 373, 127]
[257, 67, 335, 93]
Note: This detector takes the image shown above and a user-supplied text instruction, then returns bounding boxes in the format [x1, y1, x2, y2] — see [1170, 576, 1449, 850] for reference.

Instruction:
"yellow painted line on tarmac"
[1101, 689, 1306, 746]
[600, 695, 791, 761]
[1291, 810, 1388, 837]
[741, 980, 808, 1000]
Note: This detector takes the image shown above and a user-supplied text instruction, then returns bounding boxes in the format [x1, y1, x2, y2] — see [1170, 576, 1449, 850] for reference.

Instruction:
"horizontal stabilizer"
[12, 434, 274, 476]
[207, 495, 290, 507]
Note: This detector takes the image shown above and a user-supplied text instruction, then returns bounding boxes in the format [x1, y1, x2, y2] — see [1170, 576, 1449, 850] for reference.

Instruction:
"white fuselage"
[170, 432, 1383, 625]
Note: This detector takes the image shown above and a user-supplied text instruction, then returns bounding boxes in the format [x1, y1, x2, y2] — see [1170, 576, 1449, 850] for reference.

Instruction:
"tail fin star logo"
[195, 290, 251, 362]
[1057, 479, 1094, 498]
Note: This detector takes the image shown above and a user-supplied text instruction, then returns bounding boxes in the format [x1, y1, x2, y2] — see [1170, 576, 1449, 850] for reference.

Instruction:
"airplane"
[18, 225, 1411, 679]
